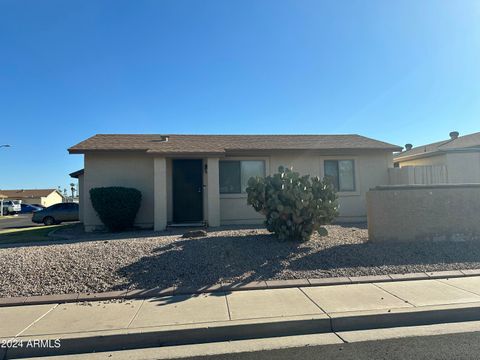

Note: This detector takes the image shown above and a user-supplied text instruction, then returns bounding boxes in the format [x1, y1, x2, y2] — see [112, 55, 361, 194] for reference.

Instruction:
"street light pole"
[0, 144, 11, 215]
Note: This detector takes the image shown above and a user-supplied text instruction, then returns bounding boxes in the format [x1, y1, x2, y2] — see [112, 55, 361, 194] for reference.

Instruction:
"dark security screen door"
[172, 159, 203, 223]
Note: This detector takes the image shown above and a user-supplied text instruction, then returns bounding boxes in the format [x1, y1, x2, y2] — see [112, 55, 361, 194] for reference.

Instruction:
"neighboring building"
[0, 189, 64, 207]
[394, 131, 480, 184]
[69, 134, 401, 232]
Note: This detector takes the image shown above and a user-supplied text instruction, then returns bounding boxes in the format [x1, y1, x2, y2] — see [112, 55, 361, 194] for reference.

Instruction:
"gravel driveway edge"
[1, 270, 476, 307]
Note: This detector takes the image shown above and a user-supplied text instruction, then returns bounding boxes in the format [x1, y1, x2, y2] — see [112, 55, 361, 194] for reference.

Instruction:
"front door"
[172, 159, 203, 223]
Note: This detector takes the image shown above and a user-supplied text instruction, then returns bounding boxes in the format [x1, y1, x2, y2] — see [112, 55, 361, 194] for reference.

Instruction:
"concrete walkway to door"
[4, 274, 480, 358]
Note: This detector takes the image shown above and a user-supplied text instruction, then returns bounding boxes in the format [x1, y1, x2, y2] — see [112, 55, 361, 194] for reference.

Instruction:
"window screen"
[324, 160, 355, 191]
[219, 160, 265, 194]
[219, 161, 241, 194]
[241, 161, 265, 192]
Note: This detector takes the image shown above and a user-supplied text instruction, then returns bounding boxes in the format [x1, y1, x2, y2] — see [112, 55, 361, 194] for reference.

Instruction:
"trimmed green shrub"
[246, 166, 338, 242]
[89, 187, 142, 231]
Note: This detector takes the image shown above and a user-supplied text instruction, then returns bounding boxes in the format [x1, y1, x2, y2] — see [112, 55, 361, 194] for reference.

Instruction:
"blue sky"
[1, 0, 479, 190]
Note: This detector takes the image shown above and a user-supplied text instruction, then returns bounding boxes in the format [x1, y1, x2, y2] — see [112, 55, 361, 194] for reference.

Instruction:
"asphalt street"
[196, 331, 480, 360]
[0, 214, 39, 231]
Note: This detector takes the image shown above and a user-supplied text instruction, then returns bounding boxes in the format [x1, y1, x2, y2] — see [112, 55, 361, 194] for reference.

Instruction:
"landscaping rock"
[2, 224, 480, 298]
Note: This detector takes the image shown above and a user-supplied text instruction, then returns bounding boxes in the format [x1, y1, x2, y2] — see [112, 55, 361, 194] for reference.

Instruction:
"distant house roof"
[0, 189, 63, 200]
[395, 131, 480, 162]
[69, 134, 402, 155]
[0, 193, 7, 199]
[69, 169, 84, 178]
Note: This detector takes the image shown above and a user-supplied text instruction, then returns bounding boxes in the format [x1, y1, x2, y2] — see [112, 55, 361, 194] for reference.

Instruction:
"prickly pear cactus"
[246, 166, 338, 242]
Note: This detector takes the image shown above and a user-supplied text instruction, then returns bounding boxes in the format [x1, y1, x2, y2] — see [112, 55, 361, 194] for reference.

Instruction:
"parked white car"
[1, 200, 21, 215]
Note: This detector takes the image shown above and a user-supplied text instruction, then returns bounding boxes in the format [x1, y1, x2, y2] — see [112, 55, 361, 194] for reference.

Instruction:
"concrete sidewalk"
[4, 275, 480, 358]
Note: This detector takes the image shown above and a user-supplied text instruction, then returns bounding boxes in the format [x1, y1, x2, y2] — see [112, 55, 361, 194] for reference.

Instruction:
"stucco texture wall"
[398, 154, 447, 167]
[42, 192, 64, 207]
[81, 150, 393, 229]
[21, 192, 63, 207]
[367, 184, 480, 242]
[220, 150, 392, 224]
[397, 152, 480, 184]
[83, 152, 154, 231]
[446, 152, 480, 183]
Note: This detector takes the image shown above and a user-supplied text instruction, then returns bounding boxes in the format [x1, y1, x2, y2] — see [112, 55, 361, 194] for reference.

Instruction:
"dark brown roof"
[395, 132, 480, 161]
[69, 134, 401, 154]
[0, 189, 61, 199]
[69, 169, 84, 178]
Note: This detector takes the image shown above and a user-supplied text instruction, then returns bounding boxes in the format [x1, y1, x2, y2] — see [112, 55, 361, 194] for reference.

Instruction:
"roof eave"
[145, 150, 226, 157]
[395, 147, 480, 162]
[394, 150, 445, 162]
[70, 146, 401, 155]
[68, 148, 150, 154]
[69, 169, 84, 178]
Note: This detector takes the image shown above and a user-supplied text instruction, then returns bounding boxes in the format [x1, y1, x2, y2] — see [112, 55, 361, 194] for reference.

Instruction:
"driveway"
[0, 214, 40, 231]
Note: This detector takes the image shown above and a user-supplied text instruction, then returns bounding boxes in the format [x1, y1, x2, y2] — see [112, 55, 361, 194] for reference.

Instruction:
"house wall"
[83, 152, 154, 231]
[219, 150, 393, 224]
[21, 192, 63, 207]
[397, 154, 447, 167]
[81, 149, 393, 231]
[43, 192, 64, 207]
[21, 197, 42, 206]
[396, 152, 480, 184]
[367, 184, 480, 242]
[446, 152, 480, 183]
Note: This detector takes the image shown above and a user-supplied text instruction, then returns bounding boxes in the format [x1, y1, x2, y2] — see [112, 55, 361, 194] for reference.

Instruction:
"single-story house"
[394, 131, 480, 183]
[0, 189, 64, 207]
[68, 134, 401, 232]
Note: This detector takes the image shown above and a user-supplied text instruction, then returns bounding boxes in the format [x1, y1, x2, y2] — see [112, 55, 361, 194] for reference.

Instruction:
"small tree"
[89, 187, 142, 231]
[246, 166, 338, 242]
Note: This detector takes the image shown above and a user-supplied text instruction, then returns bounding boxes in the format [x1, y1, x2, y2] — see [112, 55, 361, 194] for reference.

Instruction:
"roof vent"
[151, 136, 169, 143]
[404, 143, 413, 151]
[449, 131, 459, 140]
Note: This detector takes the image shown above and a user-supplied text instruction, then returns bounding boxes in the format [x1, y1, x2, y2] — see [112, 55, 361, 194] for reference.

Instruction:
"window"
[219, 160, 265, 194]
[63, 203, 78, 209]
[49, 203, 65, 209]
[219, 161, 241, 194]
[324, 160, 355, 191]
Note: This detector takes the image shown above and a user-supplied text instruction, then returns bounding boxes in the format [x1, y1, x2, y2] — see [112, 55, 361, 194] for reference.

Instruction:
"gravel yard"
[2, 224, 480, 297]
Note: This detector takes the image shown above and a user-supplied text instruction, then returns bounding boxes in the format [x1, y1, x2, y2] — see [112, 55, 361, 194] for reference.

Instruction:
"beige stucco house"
[0, 189, 64, 207]
[394, 131, 480, 184]
[69, 134, 401, 232]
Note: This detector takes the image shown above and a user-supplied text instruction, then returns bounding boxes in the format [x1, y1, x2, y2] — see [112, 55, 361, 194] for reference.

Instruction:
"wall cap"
[370, 184, 480, 191]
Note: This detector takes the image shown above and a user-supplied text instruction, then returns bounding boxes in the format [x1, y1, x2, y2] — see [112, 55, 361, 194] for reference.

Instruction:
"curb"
[46, 227, 63, 239]
[47, 226, 77, 240]
[1, 269, 479, 308]
[6, 302, 480, 358]
[5, 316, 330, 358]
